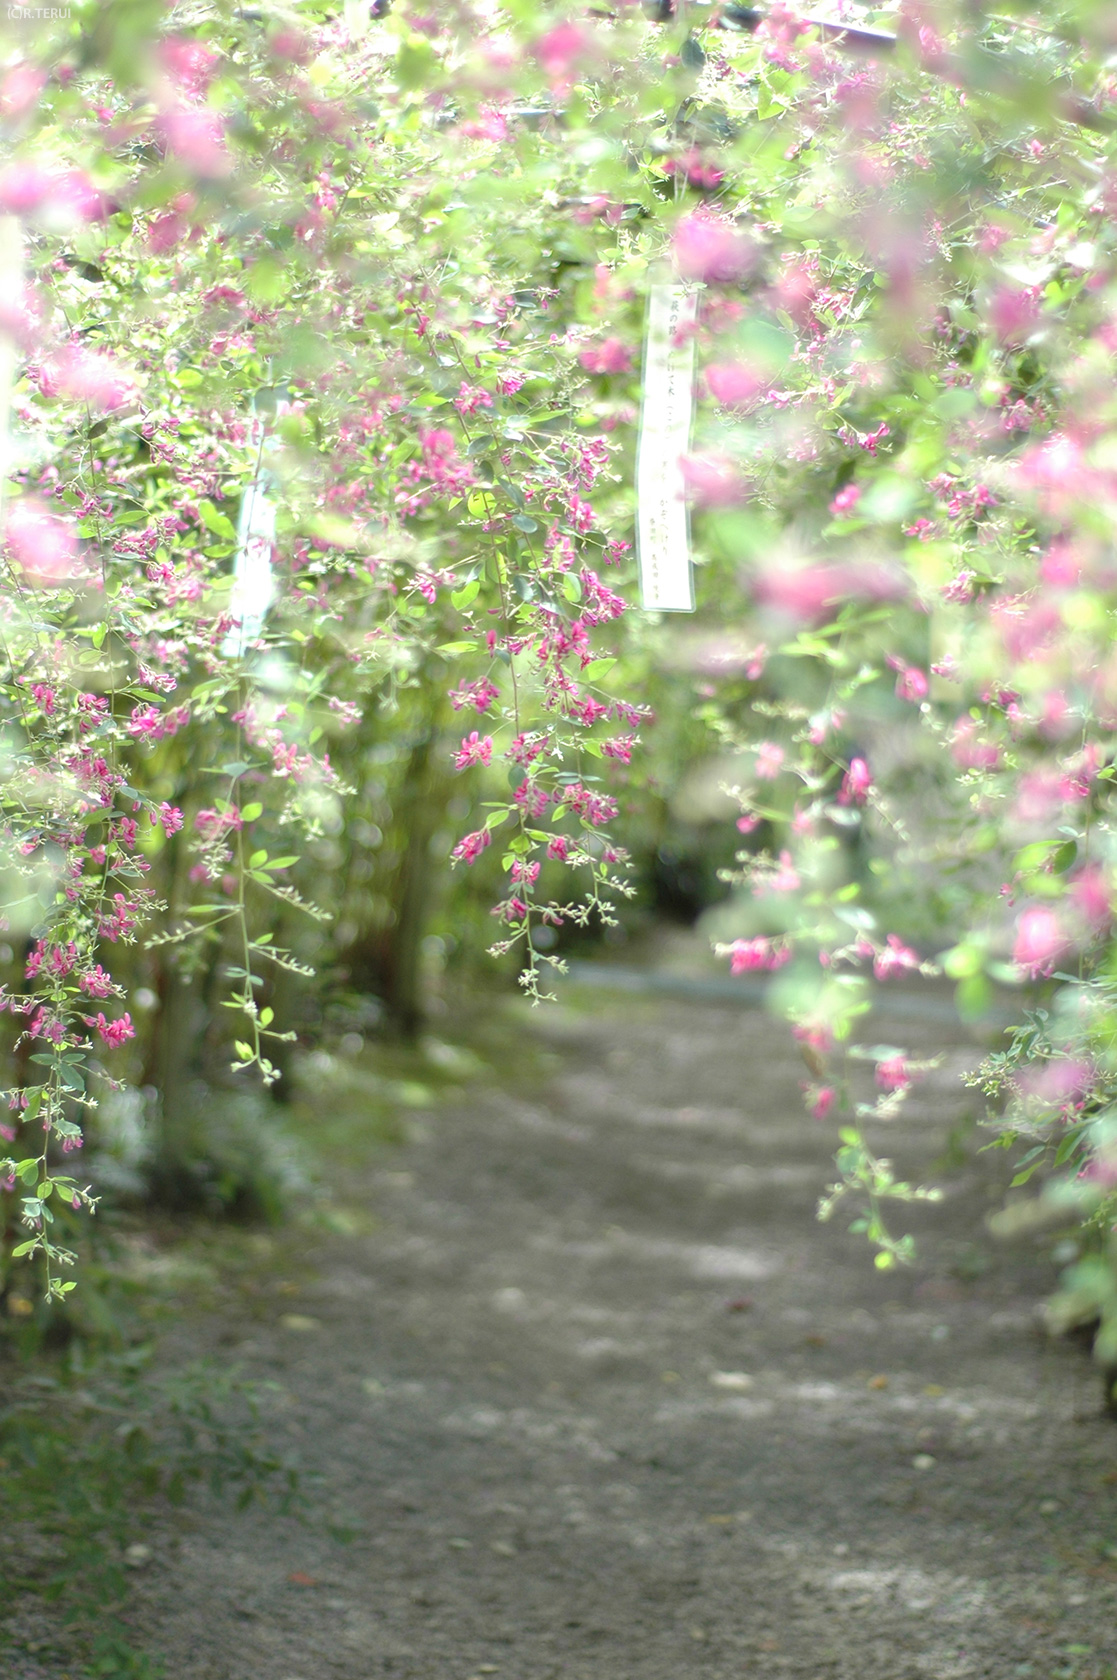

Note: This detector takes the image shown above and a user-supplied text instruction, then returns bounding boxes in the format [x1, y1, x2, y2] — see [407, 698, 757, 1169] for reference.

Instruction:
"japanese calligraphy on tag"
[637, 282, 697, 613]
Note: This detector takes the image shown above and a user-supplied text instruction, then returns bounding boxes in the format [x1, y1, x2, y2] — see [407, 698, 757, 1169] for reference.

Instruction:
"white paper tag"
[637, 283, 697, 613]
[222, 416, 279, 658]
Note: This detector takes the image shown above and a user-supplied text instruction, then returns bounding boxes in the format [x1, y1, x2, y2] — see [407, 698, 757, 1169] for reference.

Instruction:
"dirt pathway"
[134, 986, 1117, 1679]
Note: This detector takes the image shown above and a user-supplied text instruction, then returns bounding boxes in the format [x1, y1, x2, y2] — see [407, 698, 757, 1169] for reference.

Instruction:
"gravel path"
[131, 986, 1117, 1679]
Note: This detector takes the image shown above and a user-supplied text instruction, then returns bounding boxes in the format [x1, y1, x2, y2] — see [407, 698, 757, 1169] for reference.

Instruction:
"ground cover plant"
[3, 0, 1117, 1404]
[0, 1347, 299, 1677]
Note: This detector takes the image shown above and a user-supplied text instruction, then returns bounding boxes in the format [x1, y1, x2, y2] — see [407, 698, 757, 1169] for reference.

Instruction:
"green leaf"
[397, 35, 438, 89]
[246, 258, 288, 305]
[198, 499, 237, 540]
[240, 802, 263, 822]
[451, 580, 480, 610]
[1052, 838, 1078, 874]
[582, 658, 616, 682]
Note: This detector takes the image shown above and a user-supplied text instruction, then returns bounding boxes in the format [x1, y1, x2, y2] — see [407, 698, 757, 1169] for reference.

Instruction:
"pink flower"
[679, 451, 744, 507]
[535, 22, 592, 87]
[579, 570, 626, 624]
[894, 665, 929, 702]
[755, 741, 784, 780]
[1012, 769, 1065, 825]
[0, 162, 102, 222]
[29, 1007, 66, 1045]
[195, 807, 242, 840]
[1040, 541, 1081, 588]
[0, 65, 47, 122]
[80, 966, 114, 998]
[772, 254, 818, 322]
[876, 1055, 911, 1091]
[454, 731, 493, 770]
[1038, 690, 1072, 740]
[829, 484, 861, 518]
[26, 940, 76, 981]
[727, 937, 789, 975]
[159, 108, 231, 178]
[1013, 907, 1068, 979]
[152, 802, 185, 837]
[4, 498, 81, 586]
[989, 286, 1039, 343]
[451, 828, 492, 865]
[810, 1086, 836, 1120]
[507, 732, 547, 767]
[705, 361, 761, 407]
[99, 894, 139, 943]
[951, 716, 999, 771]
[838, 758, 872, 806]
[0, 283, 42, 353]
[1016, 433, 1095, 508]
[873, 935, 920, 981]
[940, 570, 976, 603]
[736, 814, 759, 834]
[126, 703, 188, 742]
[1070, 865, 1110, 931]
[88, 1011, 135, 1049]
[546, 834, 571, 861]
[753, 561, 905, 622]
[767, 851, 801, 893]
[673, 210, 756, 284]
[1016, 1058, 1093, 1110]
[41, 346, 134, 411]
[449, 678, 500, 714]
[579, 337, 632, 376]
[158, 36, 219, 100]
[461, 109, 510, 143]
[454, 382, 493, 415]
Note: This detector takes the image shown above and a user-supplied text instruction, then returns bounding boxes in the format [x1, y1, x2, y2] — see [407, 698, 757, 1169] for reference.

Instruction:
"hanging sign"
[222, 409, 280, 659]
[636, 282, 697, 613]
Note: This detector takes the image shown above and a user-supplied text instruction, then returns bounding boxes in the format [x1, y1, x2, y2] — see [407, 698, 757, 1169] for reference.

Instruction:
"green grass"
[0, 1348, 300, 1677]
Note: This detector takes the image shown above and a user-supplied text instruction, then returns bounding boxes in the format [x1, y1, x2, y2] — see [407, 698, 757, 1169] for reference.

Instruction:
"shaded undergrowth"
[0, 1007, 520, 1677]
[0, 1349, 300, 1678]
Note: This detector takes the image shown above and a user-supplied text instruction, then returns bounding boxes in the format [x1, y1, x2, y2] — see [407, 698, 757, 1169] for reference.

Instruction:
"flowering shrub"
[4, 0, 1117, 1325]
[661, 2, 1117, 1295]
[0, 0, 657, 1294]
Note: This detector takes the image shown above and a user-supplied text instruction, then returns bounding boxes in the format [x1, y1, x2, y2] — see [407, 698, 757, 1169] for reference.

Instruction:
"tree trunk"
[383, 725, 440, 1040]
